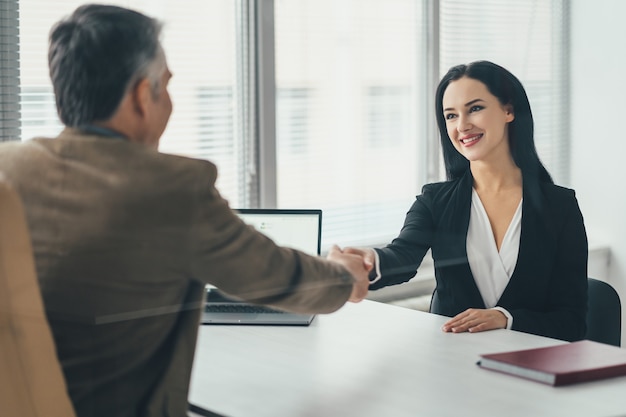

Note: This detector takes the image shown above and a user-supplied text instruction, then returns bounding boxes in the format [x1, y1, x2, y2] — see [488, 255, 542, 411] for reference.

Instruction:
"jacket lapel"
[497, 181, 554, 306]
[433, 170, 486, 308]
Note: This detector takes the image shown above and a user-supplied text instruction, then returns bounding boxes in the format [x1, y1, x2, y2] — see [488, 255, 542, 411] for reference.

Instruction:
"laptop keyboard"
[204, 303, 286, 314]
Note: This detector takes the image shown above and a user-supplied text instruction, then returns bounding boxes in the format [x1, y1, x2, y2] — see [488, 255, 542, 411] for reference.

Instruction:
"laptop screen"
[235, 209, 322, 256]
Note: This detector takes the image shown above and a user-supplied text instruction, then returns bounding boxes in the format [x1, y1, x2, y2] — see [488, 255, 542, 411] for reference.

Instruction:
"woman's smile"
[459, 133, 483, 146]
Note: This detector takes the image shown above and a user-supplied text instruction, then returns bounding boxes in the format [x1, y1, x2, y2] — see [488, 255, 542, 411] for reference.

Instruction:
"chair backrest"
[586, 277, 622, 347]
[429, 290, 440, 314]
[0, 177, 76, 417]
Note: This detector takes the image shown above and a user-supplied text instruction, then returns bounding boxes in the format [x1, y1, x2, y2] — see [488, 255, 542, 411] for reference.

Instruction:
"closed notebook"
[477, 340, 626, 386]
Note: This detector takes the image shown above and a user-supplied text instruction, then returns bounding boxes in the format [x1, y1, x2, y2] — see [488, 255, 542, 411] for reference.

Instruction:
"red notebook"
[477, 340, 626, 386]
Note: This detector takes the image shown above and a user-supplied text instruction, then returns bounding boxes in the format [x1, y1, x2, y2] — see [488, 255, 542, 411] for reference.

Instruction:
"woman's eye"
[469, 105, 484, 113]
[445, 113, 456, 120]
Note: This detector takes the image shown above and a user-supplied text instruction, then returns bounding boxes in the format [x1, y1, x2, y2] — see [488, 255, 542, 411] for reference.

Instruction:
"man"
[0, 4, 370, 417]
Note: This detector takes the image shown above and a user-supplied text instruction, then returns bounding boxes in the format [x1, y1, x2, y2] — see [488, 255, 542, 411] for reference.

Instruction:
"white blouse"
[467, 189, 522, 327]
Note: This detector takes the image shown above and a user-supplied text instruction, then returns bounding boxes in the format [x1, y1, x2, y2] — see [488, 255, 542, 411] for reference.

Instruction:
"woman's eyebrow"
[444, 98, 485, 112]
[464, 98, 485, 107]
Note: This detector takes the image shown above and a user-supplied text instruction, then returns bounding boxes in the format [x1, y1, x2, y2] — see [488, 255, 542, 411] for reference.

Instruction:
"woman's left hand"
[441, 308, 507, 333]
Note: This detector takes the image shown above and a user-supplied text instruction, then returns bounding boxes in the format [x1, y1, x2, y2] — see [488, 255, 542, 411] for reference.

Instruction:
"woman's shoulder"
[528, 182, 582, 225]
[417, 175, 471, 213]
[421, 172, 471, 198]
[421, 179, 454, 193]
[537, 182, 578, 203]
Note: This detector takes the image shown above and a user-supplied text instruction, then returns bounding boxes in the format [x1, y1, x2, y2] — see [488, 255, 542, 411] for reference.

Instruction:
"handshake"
[326, 245, 376, 303]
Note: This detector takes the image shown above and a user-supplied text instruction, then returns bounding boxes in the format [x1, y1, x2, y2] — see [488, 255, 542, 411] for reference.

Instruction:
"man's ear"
[131, 78, 152, 118]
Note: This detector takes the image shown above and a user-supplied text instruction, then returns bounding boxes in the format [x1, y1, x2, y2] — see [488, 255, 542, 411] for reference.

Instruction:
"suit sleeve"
[187, 163, 353, 314]
[507, 193, 588, 342]
[370, 186, 435, 290]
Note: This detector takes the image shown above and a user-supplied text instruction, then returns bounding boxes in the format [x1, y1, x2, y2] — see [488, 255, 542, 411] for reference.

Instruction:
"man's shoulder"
[21, 131, 217, 173]
[0, 138, 49, 163]
[139, 146, 217, 174]
[0, 138, 38, 152]
[0, 133, 220, 192]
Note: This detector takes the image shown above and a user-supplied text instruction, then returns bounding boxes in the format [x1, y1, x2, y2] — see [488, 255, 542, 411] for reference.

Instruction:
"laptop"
[201, 208, 322, 326]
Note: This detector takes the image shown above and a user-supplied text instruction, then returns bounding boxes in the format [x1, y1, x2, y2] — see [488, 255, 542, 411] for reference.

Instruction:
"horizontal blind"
[274, 0, 427, 249]
[440, 0, 569, 185]
[0, 0, 20, 142]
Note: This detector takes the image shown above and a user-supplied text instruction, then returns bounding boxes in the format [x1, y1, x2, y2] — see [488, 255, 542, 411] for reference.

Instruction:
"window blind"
[274, 0, 428, 249]
[0, 0, 20, 142]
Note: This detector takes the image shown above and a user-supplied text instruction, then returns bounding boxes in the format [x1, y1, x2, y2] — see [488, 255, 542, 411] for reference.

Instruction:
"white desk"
[189, 300, 626, 417]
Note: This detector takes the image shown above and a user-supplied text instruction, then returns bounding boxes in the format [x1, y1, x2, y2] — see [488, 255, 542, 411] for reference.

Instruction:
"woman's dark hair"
[435, 60, 553, 184]
[48, 4, 163, 126]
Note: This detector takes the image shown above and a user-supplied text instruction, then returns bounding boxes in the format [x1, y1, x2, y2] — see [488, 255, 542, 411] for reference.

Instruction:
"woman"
[345, 60, 587, 342]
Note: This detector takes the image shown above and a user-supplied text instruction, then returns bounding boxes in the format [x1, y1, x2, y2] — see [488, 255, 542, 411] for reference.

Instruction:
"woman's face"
[442, 76, 514, 164]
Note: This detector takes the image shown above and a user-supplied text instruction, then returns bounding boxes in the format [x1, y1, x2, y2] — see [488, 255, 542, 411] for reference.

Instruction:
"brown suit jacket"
[0, 128, 352, 417]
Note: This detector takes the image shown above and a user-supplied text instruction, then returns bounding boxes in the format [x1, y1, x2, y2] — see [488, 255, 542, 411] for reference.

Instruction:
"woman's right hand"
[343, 247, 377, 273]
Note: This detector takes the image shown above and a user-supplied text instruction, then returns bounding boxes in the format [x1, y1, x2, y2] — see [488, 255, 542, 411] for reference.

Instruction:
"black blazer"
[372, 170, 588, 342]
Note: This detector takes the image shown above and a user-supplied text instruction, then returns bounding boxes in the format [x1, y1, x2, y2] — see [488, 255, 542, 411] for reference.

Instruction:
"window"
[274, 0, 427, 248]
[0, 0, 570, 247]
[20, 86, 62, 140]
[277, 87, 311, 155]
[195, 86, 238, 196]
[366, 85, 412, 148]
[0, 0, 19, 142]
[13, 0, 245, 205]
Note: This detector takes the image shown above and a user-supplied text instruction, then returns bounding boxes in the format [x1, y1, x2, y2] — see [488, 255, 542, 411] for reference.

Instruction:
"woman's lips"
[460, 134, 483, 146]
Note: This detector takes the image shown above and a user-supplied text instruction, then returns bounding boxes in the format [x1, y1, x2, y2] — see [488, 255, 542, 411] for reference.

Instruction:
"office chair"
[189, 403, 227, 417]
[429, 290, 440, 314]
[0, 177, 77, 417]
[586, 277, 622, 347]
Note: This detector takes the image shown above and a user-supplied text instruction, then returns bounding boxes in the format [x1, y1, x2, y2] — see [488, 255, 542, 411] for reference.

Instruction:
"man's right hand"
[343, 247, 376, 270]
[326, 245, 372, 303]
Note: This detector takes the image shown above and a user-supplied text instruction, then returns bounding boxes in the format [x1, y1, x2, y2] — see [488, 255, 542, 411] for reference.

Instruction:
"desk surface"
[189, 300, 626, 417]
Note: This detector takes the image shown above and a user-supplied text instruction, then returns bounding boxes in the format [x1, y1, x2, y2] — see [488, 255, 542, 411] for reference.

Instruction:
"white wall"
[570, 0, 626, 345]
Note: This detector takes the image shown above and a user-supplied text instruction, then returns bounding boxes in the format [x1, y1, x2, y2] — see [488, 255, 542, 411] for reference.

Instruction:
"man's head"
[48, 4, 172, 147]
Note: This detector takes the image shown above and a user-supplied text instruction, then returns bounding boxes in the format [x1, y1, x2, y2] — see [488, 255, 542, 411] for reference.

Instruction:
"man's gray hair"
[48, 4, 164, 126]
